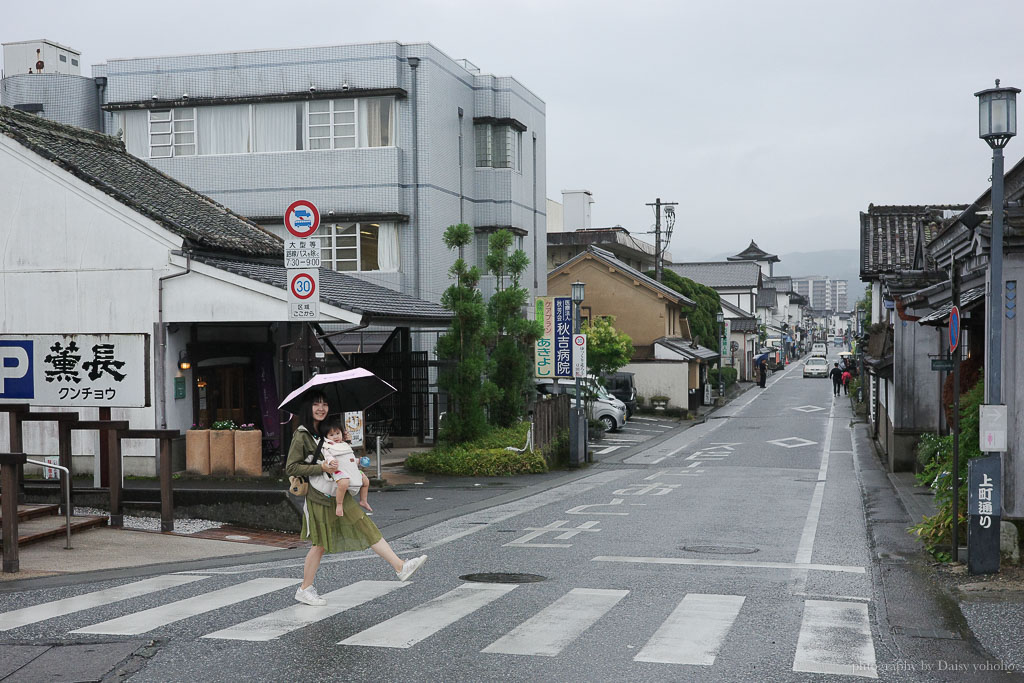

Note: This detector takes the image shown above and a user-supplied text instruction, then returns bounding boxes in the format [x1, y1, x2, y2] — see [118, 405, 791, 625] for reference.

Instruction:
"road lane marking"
[340, 583, 516, 648]
[482, 588, 628, 656]
[795, 401, 835, 564]
[634, 593, 745, 665]
[0, 575, 206, 632]
[71, 578, 299, 635]
[203, 580, 407, 641]
[793, 600, 877, 678]
[593, 556, 865, 574]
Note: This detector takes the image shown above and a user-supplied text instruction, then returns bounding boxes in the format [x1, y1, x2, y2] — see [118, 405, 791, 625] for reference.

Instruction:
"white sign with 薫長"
[0, 334, 149, 407]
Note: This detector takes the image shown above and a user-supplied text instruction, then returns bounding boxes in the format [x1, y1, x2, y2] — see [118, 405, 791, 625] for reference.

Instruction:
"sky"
[5, 0, 1024, 260]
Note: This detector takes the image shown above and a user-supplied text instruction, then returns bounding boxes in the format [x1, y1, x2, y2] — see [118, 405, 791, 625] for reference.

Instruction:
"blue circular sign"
[949, 306, 960, 353]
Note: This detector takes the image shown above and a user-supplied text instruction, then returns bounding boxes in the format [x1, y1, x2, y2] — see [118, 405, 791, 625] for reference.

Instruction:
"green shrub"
[908, 379, 985, 557]
[405, 421, 547, 476]
[708, 366, 738, 388]
[542, 429, 570, 468]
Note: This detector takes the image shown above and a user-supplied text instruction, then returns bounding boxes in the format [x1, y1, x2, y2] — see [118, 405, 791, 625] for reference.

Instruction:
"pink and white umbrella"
[278, 368, 396, 415]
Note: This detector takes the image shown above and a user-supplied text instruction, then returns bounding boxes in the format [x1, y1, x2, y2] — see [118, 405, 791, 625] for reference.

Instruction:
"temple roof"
[727, 240, 779, 263]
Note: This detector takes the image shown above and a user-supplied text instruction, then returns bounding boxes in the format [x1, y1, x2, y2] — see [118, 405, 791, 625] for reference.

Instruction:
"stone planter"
[209, 430, 235, 475]
[234, 429, 263, 477]
[185, 430, 210, 475]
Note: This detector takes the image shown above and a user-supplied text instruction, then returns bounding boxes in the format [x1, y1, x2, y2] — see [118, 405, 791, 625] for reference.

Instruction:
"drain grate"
[460, 572, 546, 584]
[681, 544, 759, 555]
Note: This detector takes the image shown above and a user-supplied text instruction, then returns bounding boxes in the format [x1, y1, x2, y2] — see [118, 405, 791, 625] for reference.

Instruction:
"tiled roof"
[916, 286, 986, 326]
[859, 204, 967, 279]
[667, 261, 762, 288]
[764, 276, 792, 293]
[729, 318, 758, 333]
[193, 254, 453, 324]
[756, 288, 777, 308]
[555, 247, 696, 307]
[0, 105, 282, 258]
[654, 336, 719, 361]
[728, 240, 779, 262]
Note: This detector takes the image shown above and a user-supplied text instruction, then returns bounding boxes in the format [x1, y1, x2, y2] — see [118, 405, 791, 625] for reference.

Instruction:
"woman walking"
[286, 392, 426, 606]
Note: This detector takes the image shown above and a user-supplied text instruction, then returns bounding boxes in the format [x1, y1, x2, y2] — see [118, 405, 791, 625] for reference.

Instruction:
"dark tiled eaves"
[192, 254, 452, 324]
[859, 204, 967, 279]
[654, 336, 720, 361]
[764, 276, 793, 293]
[728, 240, 779, 262]
[756, 288, 778, 308]
[0, 106, 282, 259]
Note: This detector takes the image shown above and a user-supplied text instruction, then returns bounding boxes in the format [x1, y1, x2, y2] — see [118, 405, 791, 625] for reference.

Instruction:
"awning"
[917, 286, 985, 326]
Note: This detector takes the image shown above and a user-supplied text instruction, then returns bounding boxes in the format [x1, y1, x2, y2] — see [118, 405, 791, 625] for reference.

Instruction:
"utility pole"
[646, 197, 678, 281]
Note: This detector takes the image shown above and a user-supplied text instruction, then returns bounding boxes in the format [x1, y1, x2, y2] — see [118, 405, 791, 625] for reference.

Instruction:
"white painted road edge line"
[794, 399, 835, 565]
[593, 556, 865, 574]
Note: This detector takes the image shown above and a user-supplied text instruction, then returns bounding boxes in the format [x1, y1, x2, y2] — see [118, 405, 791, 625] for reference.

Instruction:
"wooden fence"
[533, 394, 570, 452]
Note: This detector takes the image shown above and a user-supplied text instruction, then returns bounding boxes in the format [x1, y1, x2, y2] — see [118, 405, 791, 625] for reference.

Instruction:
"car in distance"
[811, 342, 828, 358]
[803, 357, 829, 378]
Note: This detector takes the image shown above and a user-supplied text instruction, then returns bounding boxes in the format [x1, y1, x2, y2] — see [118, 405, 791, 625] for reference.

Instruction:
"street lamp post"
[975, 80, 1019, 415]
[716, 311, 725, 398]
[571, 281, 585, 466]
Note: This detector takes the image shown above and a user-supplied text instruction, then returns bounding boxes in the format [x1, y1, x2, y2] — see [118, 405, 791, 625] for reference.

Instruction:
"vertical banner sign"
[344, 411, 364, 449]
[572, 334, 587, 378]
[554, 297, 573, 378]
[968, 454, 1001, 574]
[721, 319, 731, 357]
[288, 270, 320, 321]
[534, 297, 554, 378]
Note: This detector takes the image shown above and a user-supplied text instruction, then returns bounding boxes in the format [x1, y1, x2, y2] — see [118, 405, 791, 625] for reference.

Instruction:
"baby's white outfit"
[323, 439, 362, 497]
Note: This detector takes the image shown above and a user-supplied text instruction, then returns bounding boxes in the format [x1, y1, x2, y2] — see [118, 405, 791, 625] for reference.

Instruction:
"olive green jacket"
[285, 426, 332, 507]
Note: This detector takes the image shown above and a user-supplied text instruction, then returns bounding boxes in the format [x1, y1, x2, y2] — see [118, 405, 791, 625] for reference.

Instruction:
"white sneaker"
[397, 555, 427, 581]
[295, 585, 327, 606]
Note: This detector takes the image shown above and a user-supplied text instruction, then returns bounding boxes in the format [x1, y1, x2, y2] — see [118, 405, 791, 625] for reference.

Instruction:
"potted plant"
[209, 419, 236, 475]
[234, 423, 263, 477]
[185, 424, 210, 475]
[650, 396, 670, 410]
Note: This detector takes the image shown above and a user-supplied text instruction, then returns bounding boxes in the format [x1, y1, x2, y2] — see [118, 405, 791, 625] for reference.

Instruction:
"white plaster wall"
[623, 361, 689, 408]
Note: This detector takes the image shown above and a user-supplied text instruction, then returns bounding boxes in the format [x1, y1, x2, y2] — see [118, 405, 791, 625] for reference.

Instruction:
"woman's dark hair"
[296, 391, 330, 437]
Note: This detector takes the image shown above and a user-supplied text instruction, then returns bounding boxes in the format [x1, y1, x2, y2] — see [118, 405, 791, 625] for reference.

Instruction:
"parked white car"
[536, 379, 627, 431]
[803, 357, 829, 378]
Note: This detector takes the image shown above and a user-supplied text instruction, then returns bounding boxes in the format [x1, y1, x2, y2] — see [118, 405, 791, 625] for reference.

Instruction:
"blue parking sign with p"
[0, 340, 34, 399]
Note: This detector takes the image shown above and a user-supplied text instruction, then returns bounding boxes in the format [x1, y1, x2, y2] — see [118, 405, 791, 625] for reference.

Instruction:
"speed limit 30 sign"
[288, 269, 319, 320]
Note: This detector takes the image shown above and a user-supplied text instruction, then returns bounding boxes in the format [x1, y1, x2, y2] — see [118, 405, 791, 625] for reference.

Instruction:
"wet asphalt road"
[1, 353, 1020, 682]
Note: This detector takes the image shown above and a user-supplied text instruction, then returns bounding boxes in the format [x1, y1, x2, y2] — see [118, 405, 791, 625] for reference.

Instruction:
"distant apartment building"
[1, 39, 548, 302]
[792, 275, 847, 311]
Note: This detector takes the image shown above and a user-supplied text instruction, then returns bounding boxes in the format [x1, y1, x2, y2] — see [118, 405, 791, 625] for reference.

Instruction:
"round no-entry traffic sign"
[949, 305, 960, 353]
[284, 200, 320, 238]
[290, 272, 317, 300]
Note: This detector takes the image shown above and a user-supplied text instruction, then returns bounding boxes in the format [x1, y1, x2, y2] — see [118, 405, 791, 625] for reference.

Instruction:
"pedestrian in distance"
[829, 362, 843, 397]
[287, 392, 426, 607]
[841, 368, 852, 395]
[758, 358, 768, 388]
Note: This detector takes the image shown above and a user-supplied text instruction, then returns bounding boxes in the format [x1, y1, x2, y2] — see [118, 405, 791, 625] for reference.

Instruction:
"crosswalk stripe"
[0, 575, 206, 632]
[70, 578, 299, 636]
[482, 588, 628, 656]
[793, 600, 877, 678]
[203, 580, 407, 641]
[340, 582, 516, 649]
[634, 593, 745, 665]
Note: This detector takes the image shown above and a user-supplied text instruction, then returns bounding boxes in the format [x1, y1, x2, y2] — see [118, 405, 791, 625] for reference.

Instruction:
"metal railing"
[25, 459, 73, 550]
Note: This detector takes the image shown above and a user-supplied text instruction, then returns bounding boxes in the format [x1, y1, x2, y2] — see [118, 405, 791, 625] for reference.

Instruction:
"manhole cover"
[460, 573, 546, 584]
[680, 544, 759, 555]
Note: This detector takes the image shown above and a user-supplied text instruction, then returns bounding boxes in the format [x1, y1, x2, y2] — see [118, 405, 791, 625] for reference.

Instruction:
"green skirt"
[301, 491, 383, 554]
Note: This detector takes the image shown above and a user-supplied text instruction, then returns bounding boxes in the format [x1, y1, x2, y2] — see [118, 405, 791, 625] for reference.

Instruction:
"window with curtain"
[253, 102, 298, 152]
[319, 223, 399, 272]
[358, 97, 394, 147]
[149, 108, 196, 158]
[196, 105, 250, 155]
[120, 110, 149, 158]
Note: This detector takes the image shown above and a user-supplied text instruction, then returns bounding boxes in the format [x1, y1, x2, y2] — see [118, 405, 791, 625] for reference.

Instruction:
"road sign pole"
[951, 259, 961, 563]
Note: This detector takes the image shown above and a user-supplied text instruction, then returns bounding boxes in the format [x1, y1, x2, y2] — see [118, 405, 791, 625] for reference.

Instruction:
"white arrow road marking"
[483, 588, 629, 656]
[204, 580, 407, 641]
[71, 578, 299, 635]
[793, 600, 877, 678]
[340, 583, 516, 649]
[635, 593, 746, 665]
[0, 575, 206, 631]
[566, 499, 628, 515]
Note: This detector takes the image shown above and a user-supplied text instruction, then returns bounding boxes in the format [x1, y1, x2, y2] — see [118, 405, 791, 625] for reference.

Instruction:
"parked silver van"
[536, 379, 627, 431]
